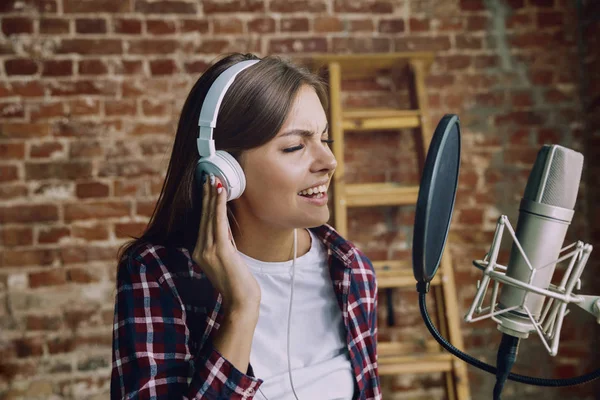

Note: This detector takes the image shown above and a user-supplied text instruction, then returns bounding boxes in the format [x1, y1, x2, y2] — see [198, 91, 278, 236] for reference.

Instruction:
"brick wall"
[1, 0, 599, 399]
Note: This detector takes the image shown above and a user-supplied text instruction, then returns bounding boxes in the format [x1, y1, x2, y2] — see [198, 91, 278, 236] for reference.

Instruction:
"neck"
[230, 222, 297, 262]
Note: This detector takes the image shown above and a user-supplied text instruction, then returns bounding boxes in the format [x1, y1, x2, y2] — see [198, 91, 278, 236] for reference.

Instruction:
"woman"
[111, 53, 380, 400]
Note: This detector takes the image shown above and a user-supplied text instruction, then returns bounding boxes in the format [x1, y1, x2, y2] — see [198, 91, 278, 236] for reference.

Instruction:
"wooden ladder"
[309, 53, 471, 400]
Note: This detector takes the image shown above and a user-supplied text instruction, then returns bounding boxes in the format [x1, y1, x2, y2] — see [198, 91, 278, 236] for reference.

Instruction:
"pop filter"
[412, 114, 461, 286]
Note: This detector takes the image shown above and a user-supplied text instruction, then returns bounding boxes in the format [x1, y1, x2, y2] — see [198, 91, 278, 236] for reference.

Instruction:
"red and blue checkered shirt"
[111, 224, 381, 399]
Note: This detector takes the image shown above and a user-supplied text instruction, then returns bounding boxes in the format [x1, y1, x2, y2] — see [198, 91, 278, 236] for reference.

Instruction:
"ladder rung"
[373, 260, 442, 288]
[309, 52, 434, 78]
[378, 353, 454, 375]
[344, 183, 419, 207]
[342, 108, 421, 131]
[379, 341, 441, 357]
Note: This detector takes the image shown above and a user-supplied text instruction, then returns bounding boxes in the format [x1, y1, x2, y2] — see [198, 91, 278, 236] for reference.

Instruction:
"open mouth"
[298, 184, 327, 199]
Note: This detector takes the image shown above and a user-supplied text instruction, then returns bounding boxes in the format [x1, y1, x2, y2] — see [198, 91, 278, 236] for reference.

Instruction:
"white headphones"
[196, 59, 260, 201]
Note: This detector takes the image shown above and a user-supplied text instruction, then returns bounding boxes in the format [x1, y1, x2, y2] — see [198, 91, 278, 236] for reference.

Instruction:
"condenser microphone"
[495, 145, 584, 338]
[415, 116, 600, 400]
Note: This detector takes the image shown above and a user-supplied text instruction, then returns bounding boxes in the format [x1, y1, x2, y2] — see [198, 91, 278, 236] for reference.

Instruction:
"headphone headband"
[197, 59, 260, 158]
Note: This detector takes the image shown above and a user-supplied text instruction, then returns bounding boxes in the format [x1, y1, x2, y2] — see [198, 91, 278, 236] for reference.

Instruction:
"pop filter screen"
[412, 114, 461, 284]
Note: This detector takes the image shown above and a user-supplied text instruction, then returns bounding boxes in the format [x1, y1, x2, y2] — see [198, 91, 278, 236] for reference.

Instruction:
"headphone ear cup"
[196, 151, 246, 201]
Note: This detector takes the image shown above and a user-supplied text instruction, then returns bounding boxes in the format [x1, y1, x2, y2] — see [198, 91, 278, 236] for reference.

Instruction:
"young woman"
[111, 53, 380, 400]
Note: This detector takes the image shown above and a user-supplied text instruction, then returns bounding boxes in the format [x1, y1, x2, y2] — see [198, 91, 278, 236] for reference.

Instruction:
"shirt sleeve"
[111, 253, 262, 399]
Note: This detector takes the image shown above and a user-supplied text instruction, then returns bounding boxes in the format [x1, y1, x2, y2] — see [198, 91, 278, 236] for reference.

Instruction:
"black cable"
[418, 290, 600, 387]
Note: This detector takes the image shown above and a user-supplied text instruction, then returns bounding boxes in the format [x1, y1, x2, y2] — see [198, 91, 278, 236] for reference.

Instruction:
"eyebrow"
[278, 123, 328, 138]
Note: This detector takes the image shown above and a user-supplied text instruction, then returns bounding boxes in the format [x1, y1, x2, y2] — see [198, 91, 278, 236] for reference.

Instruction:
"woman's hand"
[192, 173, 261, 316]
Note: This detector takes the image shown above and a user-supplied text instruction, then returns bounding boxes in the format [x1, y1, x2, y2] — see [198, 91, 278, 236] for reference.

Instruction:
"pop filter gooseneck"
[412, 114, 600, 399]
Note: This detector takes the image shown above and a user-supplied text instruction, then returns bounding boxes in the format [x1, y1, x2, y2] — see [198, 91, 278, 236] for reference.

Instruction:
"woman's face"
[236, 85, 337, 230]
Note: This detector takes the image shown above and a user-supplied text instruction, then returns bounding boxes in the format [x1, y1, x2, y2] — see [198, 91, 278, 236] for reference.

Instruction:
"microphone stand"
[493, 334, 520, 400]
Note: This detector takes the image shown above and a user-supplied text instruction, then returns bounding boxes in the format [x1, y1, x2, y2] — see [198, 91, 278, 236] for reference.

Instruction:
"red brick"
[466, 16, 488, 31]
[456, 34, 483, 49]
[60, 245, 117, 264]
[69, 98, 100, 116]
[25, 162, 92, 180]
[64, 201, 130, 222]
[63, 0, 130, 13]
[0, 165, 18, 182]
[348, 19, 374, 32]
[38, 227, 70, 244]
[1, 227, 33, 246]
[511, 91, 533, 107]
[505, 0, 525, 8]
[2, 17, 34, 35]
[66, 267, 100, 283]
[42, 60, 73, 77]
[281, 18, 309, 33]
[530, 0, 554, 6]
[10, 81, 45, 97]
[379, 19, 405, 33]
[29, 103, 63, 121]
[129, 39, 179, 54]
[26, 315, 62, 331]
[136, 200, 156, 217]
[49, 80, 118, 96]
[248, 17, 275, 33]
[437, 16, 464, 31]
[197, 39, 230, 54]
[40, 18, 70, 34]
[5, 59, 38, 76]
[115, 222, 147, 238]
[105, 99, 137, 116]
[135, 1, 197, 13]
[443, 55, 472, 70]
[57, 39, 122, 55]
[184, 60, 209, 74]
[334, 0, 393, 13]
[78, 59, 108, 75]
[205, 0, 265, 13]
[30, 142, 64, 158]
[76, 181, 110, 198]
[149, 59, 178, 76]
[69, 141, 102, 158]
[0, 143, 25, 160]
[47, 337, 74, 354]
[75, 18, 107, 34]
[270, 38, 328, 53]
[2, 248, 58, 267]
[409, 18, 429, 32]
[507, 13, 532, 29]
[537, 128, 561, 145]
[142, 99, 170, 116]
[0, 204, 58, 224]
[72, 223, 110, 241]
[0, 102, 25, 118]
[545, 88, 569, 103]
[395, 36, 451, 52]
[0, 184, 27, 200]
[180, 19, 210, 33]
[332, 37, 390, 53]
[117, 60, 144, 75]
[531, 69, 554, 85]
[113, 18, 142, 34]
[537, 11, 562, 28]
[13, 337, 44, 358]
[460, 0, 485, 11]
[146, 19, 177, 35]
[474, 55, 499, 69]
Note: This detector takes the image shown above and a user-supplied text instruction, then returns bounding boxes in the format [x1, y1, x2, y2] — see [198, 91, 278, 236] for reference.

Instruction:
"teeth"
[298, 184, 327, 196]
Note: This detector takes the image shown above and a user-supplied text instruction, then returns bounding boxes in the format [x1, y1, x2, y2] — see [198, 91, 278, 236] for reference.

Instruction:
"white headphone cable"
[286, 228, 300, 400]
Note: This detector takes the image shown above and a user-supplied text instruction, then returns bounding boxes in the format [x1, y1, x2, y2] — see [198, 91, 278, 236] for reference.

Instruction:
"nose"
[313, 142, 337, 174]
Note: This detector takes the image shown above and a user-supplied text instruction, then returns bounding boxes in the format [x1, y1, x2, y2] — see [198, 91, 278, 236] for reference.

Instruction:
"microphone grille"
[523, 145, 583, 210]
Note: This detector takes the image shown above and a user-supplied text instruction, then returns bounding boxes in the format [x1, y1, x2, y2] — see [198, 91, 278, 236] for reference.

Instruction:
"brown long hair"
[119, 53, 328, 259]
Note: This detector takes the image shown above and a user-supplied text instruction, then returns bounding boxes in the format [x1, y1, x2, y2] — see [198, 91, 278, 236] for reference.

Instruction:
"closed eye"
[284, 139, 334, 153]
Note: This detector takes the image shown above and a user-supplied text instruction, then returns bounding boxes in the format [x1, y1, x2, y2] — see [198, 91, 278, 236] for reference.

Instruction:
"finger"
[197, 172, 210, 251]
[205, 173, 217, 248]
[214, 178, 230, 246]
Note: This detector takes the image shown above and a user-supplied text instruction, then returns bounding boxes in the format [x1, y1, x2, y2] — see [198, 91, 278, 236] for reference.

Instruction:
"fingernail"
[217, 186, 223, 194]
[216, 182, 223, 190]
[210, 173, 215, 186]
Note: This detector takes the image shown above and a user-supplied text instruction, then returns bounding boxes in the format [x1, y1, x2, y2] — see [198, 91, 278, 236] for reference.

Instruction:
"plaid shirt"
[111, 224, 380, 400]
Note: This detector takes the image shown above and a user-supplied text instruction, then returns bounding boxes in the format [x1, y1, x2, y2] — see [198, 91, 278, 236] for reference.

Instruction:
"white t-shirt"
[238, 229, 355, 400]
